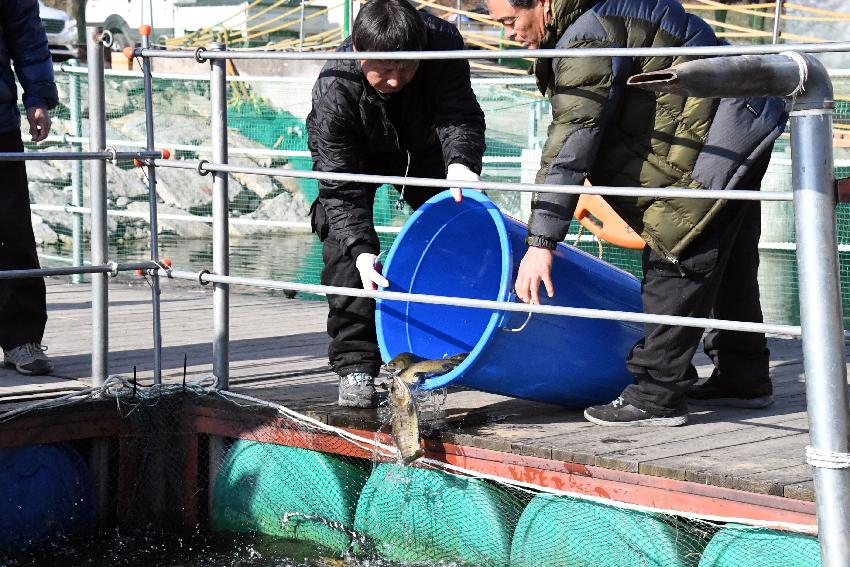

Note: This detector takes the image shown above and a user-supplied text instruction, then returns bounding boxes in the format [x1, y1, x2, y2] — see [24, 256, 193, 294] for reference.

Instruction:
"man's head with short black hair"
[353, 0, 426, 94]
[353, 0, 427, 52]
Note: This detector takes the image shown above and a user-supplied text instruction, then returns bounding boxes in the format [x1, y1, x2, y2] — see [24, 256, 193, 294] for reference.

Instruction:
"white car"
[39, 1, 77, 59]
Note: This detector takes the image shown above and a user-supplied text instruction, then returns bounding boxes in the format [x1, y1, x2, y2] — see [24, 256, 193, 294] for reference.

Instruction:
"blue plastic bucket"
[376, 191, 643, 407]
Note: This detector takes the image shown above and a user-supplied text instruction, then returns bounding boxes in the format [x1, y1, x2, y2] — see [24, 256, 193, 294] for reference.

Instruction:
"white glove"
[355, 253, 389, 291]
[446, 162, 480, 203]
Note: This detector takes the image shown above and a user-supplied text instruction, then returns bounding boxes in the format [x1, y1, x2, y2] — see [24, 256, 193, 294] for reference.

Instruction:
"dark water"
[0, 530, 401, 567]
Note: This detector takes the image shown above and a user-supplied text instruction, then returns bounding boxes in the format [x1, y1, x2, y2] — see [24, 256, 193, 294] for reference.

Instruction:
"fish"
[388, 375, 424, 464]
[382, 351, 426, 376]
[397, 352, 469, 385]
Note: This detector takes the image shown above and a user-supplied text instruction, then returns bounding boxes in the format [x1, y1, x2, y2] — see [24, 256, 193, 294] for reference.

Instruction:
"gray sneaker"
[4, 343, 54, 376]
[338, 372, 378, 408]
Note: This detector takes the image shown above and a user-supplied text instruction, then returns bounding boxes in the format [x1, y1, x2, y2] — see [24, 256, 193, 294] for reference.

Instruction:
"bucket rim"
[376, 190, 512, 389]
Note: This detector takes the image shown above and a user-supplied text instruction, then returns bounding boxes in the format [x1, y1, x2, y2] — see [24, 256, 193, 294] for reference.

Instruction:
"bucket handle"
[501, 294, 533, 333]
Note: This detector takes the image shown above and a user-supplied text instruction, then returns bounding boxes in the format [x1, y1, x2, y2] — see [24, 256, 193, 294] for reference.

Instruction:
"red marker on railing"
[139, 25, 152, 37]
[122, 47, 135, 60]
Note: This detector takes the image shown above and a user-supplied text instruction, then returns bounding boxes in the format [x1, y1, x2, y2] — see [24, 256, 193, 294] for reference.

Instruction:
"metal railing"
[2, 25, 849, 563]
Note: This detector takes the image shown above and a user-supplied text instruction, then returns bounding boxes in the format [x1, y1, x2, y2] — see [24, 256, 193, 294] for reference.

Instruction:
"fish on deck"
[382, 352, 469, 385]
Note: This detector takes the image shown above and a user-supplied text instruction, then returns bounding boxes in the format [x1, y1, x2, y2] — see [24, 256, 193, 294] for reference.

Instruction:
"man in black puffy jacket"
[0, 0, 59, 376]
[306, 0, 485, 408]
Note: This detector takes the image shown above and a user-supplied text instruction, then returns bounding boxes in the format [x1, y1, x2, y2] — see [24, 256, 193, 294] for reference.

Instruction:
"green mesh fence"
[23, 66, 850, 328]
[0, 385, 824, 565]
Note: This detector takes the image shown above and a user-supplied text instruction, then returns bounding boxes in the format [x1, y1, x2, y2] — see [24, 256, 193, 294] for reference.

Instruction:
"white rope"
[806, 445, 850, 469]
[781, 50, 809, 98]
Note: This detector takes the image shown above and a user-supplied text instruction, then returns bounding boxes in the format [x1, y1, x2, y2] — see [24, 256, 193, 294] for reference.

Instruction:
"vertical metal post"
[298, 0, 305, 51]
[455, 0, 461, 27]
[772, 0, 784, 44]
[209, 42, 230, 390]
[87, 27, 108, 387]
[791, 60, 850, 565]
[140, 31, 163, 385]
[68, 59, 85, 283]
[86, 26, 111, 529]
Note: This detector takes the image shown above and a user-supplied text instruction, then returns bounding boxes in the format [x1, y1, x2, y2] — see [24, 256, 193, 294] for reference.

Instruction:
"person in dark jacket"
[0, 0, 59, 376]
[487, 0, 787, 425]
[306, 0, 486, 407]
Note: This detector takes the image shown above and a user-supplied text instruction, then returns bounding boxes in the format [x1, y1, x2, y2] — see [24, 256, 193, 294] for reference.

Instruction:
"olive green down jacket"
[529, 0, 788, 262]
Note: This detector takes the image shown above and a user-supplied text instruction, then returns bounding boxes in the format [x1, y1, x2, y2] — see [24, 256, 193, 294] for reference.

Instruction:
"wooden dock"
[0, 277, 836, 526]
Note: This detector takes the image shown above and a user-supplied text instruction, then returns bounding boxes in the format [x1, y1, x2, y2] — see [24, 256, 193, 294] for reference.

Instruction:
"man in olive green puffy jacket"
[487, 0, 788, 426]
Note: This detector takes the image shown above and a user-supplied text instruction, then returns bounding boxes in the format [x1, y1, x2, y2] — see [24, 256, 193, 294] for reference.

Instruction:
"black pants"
[0, 131, 47, 350]
[621, 154, 773, 415]
[318, 149, 445, 377]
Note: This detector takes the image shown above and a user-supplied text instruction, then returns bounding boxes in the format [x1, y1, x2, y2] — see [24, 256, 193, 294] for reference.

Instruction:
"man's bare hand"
[26, 106, 51, 143]
[515, 246, 554, 304]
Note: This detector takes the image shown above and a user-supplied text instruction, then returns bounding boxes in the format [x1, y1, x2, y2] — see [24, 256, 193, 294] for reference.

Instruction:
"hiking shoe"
[338, 372, 378, 408]
[4, 343, 54, 376]
[584, 397, 688, 427]
[687, 381, 774, 409]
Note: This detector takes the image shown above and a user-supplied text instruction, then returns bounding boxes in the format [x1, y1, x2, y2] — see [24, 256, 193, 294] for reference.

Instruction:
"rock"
[126, 202, 212, 239]
[150, 165, 213, 212]
[31, 214, 58, 245]
[23, 160, 66, 184]
[232, 190, 311, 236]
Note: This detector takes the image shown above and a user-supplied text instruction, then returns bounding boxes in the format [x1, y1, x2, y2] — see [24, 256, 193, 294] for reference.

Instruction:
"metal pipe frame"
[68, 58, 85, 284]
[158, 269, 803, 337]
[141, 32, 164, 385]
[87, 27, 109, 388]
[0, 261, 162, 280]
[85, 24, 111, 531]
[153, 159, 792, 202]
[209, 42, 230, 390]
[772, 0, 784, 45]
[788, 57, 850, 565]
[0, 150, 162, 162]
[132, 41, 850, 61]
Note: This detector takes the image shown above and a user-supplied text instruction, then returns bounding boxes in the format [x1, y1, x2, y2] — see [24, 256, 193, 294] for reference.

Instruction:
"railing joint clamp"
[198, 269, 211, 286]
[194, 47, 208, 63]
[197, 160, 211, 176]
[107, 262, 119, 277]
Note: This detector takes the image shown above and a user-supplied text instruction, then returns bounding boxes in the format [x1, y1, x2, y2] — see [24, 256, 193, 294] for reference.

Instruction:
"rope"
[781, 50, 809, 98]
[806, 445, 850, 469]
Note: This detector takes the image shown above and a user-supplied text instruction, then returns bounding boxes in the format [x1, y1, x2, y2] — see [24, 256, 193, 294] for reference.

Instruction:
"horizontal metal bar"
[135, 42, 850, 61]
[153, 159, 791, 201]
[0, 261, 160, 280]
[54, 60, 850, 81]
[159, 269, 802, 337]
[0, 150, 162, 162]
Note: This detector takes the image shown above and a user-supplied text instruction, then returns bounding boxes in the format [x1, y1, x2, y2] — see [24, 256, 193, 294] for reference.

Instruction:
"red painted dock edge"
[187, 404, 817, 531]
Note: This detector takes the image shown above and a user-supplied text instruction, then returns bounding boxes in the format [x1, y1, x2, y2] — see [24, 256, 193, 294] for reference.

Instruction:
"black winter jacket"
[306, 12, 485, 259]
[0, 0, 57, 134]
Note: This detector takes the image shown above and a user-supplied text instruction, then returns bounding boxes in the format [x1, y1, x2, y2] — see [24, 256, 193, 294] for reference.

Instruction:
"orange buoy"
[161, 148, 171, 160]
[122, 47, 135, 60]
[139, 25, 152, 37]
[574, 194, 645, 249]
[133, 158, 142, 167]
[161, 258, 173, 269]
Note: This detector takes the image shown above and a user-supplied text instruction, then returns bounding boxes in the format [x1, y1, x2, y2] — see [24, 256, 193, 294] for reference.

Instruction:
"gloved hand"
[446, 162, 480, 203]
[355, 253, 389, 291]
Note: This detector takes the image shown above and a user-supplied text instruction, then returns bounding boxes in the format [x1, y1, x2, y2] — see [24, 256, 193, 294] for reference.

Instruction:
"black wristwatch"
[525, 235, 558, 250]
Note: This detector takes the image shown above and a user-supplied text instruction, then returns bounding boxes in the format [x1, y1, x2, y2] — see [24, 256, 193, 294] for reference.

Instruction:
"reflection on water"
[0, 530, 407, 567]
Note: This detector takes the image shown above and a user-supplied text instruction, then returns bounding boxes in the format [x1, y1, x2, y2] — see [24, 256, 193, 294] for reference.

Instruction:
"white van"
[85, 0, 339, 49]
[85, 0, 176, 49]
